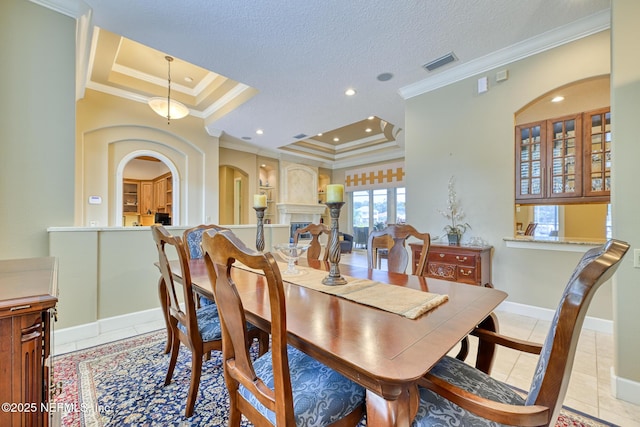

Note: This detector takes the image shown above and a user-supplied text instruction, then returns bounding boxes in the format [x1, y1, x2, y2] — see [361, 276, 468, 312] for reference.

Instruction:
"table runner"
[234, 261, 448, 320]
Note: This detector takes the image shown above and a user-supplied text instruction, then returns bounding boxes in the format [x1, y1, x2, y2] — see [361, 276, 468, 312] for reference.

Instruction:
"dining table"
[161, 257, 507, 426]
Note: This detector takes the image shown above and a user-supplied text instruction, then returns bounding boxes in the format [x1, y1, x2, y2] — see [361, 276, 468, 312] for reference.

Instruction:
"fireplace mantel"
[277, 203, 327, 225]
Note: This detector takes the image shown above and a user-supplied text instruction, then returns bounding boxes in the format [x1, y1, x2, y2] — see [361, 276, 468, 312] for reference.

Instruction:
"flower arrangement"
[437, 176, 471, 244]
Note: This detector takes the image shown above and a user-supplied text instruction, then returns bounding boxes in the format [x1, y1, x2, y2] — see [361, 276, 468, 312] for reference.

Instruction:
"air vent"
[293, 133, 308, 139]
[423, 52, 457, 72]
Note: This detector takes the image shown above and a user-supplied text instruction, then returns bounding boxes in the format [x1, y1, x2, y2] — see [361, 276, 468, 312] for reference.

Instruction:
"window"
[351, 187, 405, 244]
[533, 205, 559, 237]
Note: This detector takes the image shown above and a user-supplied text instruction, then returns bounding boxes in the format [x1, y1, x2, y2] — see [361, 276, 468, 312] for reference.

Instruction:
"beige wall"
[611, 0, 640, 391]
[76, 90, 220, 227]
[0, 0, 75, 259]
[405, 31, 612, 318]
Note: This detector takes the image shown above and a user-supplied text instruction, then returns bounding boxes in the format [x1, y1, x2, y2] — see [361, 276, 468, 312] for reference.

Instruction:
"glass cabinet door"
[584, 108, 611, 197]
[515, 123, 545, 200]
[547, 114, 582, 199]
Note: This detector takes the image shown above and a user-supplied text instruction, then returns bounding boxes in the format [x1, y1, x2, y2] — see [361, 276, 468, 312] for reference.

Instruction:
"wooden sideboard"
[0, 257, 58, 427]
[410, 243, 493, 287]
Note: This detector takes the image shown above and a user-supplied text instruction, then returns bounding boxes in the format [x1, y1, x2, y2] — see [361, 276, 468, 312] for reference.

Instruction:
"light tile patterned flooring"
[55, 249, 640, 426]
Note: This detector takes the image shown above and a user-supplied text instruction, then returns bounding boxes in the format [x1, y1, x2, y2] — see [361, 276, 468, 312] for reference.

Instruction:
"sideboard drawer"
[411, 243, 493, 287]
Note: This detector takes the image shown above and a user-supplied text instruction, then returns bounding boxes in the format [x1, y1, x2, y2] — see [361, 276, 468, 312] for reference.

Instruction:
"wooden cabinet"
[583, 108, 611, 198]
[0, 257, 58, 427]
[153, 173, 172, 214]
[515, 109, 610, 204]
[123, 180, 139, 214]
[410, 243, 492, 287]
[139, 181, 154, 214]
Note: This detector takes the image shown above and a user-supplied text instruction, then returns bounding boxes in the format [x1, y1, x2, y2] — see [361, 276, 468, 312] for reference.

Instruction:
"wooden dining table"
[162, 257, 507, 426]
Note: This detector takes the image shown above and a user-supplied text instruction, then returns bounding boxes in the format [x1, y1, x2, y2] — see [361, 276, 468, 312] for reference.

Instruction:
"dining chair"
[293, 223, 330, 261]
[366, 224, 431, 275]
[184, 224, 228, 307]
[413, 239, 629, 427]
[202, 229, 366, 427]
[152, 225, 267, 418]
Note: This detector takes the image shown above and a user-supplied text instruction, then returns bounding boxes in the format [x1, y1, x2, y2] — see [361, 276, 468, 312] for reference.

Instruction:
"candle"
[326, 184, 344, 203]
[254, 194, 267, 208]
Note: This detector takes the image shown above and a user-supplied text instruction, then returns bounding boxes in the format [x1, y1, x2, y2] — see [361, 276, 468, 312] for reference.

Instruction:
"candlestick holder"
[254, 206, 267, 252]
[322, 201, 347, 286]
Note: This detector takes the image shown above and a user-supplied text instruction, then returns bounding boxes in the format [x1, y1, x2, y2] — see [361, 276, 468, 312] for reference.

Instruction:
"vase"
[447, 233, 460, 245]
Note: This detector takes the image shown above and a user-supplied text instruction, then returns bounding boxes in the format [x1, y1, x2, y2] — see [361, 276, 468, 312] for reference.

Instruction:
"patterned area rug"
[53, 330, 619, 426]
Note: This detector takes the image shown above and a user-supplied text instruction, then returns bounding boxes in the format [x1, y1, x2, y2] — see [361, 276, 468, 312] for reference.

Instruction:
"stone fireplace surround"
[276, 162, 327, 226]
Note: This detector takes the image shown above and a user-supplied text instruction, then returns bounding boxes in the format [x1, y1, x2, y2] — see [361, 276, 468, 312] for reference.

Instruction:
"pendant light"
[148, 56, 189, 124]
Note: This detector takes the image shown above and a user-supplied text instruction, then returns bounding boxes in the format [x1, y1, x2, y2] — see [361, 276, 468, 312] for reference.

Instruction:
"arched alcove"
[116, 150, 180, 226]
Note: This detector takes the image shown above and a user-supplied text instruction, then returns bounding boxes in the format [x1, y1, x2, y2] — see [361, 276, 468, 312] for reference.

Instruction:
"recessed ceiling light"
[260, 164, 266, 168]
[256, 129, 264, 135]
[345, 88, 356, 96]
[333, 137, 340, 142]
[551, 96, 565, 103]
[365, 128, 372, 133]
[368, 116, 375, 120]
[317, 133, 323, 136]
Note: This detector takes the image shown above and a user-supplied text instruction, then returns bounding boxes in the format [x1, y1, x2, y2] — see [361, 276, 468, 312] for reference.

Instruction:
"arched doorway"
[116, 151, 179, 226]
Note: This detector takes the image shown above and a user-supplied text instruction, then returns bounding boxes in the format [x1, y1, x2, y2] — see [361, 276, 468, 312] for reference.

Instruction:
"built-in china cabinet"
[515, 107, 611, 204]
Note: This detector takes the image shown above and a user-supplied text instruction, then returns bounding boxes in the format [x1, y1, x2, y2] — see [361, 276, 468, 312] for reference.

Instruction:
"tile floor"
[54, 249, 640, 426]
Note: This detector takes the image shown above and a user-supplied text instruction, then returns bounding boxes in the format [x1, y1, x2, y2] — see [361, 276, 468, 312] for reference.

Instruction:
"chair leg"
[164, 331, 180, 386]
[185, 350, 203, 417]
[158, 277, 171, 354]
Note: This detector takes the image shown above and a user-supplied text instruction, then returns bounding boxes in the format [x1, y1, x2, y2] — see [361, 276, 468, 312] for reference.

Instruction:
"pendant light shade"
[148, 97, 189, 120]
[148, 55, 189, 123]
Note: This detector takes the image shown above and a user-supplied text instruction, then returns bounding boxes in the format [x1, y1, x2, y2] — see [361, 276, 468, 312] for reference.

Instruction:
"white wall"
[0, 0, 75, 259]
[405, 31, 612, 318]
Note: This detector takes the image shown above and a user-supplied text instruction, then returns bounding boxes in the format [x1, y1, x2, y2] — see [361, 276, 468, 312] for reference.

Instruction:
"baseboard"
[54, 307, 164, 346]
[610, 367, 640, 405]
[497, 301, 613, 334]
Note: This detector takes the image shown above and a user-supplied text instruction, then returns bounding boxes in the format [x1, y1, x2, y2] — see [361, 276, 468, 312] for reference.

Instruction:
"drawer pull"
[439, 253, 445, 258]
[460, 269, 472, 276]
[10, 305, 31, 311]
[456, 256, 468, 262]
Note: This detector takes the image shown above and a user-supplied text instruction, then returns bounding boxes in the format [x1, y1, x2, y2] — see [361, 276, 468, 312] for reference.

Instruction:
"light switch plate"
[634, 249, 640, 268]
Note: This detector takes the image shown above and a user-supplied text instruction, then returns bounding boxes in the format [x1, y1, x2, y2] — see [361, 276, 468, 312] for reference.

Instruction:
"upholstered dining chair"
[366, 224, 431, 275]
[413, 239, 629, 427]
[183, 224, 228, 307]
[152, 225, 267, 418]
[293, 223, 330, 261]
[202, 229, 366, 427]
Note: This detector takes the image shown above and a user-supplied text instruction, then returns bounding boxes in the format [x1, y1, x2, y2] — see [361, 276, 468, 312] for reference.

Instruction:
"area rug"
[53, 330, 619, 426]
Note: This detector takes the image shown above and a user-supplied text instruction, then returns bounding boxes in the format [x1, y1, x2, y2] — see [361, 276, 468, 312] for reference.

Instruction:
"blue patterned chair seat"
[240, 345, 365, 426]
[177, 304, 222, 342]
[412, 356, 525, 427]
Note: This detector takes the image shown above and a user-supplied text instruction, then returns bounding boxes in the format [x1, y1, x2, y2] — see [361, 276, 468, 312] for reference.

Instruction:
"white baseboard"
[54, 307, 164, 346]
[611, 367, 640, 405]
[496, 301, 613, 334]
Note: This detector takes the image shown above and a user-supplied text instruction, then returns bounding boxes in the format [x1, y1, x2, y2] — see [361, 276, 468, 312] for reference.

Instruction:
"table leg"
[475, 312, 499, 374]
[365, 385, 417, 427]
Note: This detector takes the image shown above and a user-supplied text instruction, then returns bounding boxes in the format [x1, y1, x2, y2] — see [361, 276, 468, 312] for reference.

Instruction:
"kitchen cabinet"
[515, 109, 611, 204]
[123, 180, 139, 214]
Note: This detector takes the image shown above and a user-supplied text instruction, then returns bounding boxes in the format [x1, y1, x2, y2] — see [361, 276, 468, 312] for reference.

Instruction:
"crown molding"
[399, 9, 610, 100]
[30, 0, 83, 18]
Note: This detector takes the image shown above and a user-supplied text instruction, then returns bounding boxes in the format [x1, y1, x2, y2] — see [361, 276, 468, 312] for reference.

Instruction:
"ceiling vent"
[423, 52, 457, 72]
[293, 133, 308, 139]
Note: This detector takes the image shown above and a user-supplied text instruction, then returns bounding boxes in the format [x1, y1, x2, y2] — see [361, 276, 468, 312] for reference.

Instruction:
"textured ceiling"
[72, 0, 611, 168]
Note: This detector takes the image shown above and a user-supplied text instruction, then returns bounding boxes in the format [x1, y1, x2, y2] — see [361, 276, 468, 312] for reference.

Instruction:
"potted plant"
[438, 176, 471, 245]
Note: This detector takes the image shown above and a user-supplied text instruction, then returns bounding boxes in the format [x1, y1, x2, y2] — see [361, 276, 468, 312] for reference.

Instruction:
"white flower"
[437, 176, 471, 236]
